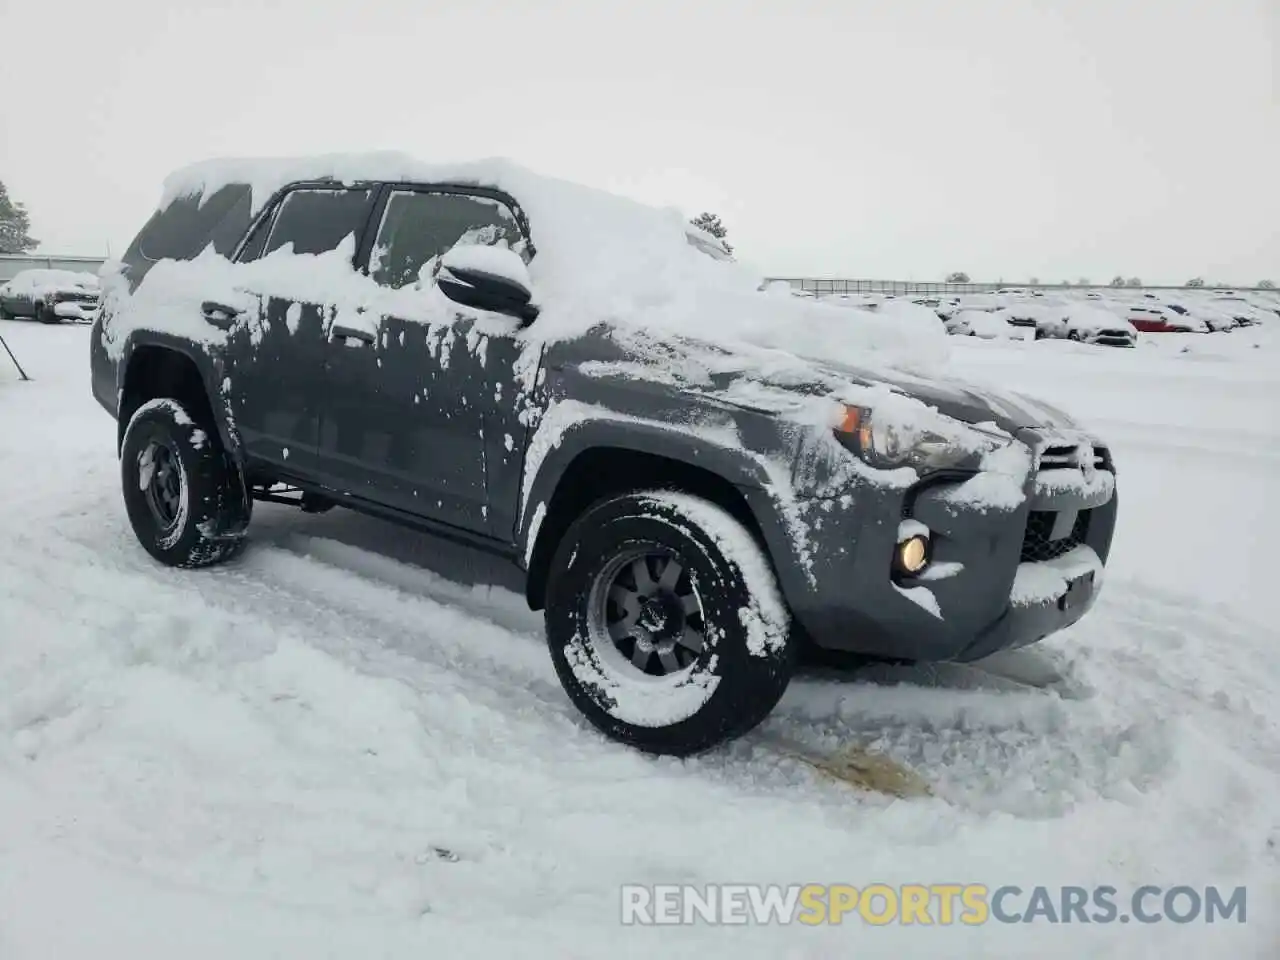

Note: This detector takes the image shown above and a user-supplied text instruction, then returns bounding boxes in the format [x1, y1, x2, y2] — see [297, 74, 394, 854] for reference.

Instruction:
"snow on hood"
[157, 152, 948, 378]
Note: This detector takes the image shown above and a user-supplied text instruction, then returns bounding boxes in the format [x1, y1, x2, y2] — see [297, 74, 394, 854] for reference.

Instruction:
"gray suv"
[89, 158, 1118, 755]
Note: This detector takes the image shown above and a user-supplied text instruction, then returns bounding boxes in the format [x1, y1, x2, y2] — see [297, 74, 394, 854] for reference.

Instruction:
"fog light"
[895, 535, 929, 575]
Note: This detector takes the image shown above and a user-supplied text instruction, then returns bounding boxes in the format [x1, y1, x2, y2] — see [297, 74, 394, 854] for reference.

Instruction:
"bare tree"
[945, 271, 970, 283]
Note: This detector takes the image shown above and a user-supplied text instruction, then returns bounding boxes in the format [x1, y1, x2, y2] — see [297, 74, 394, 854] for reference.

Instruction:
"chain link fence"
[766, 278, 1276, 297]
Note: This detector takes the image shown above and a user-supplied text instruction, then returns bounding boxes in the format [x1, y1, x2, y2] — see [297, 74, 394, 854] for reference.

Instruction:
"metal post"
[0, 333, 30, 381]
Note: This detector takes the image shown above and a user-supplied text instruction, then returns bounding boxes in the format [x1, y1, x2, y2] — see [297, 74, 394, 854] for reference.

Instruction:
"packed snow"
[3, 306, 1279, 958]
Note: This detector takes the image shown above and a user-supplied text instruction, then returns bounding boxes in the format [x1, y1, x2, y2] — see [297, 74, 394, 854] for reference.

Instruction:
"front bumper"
[1085, 330, 1136, 347]
[53, 300, 99, 322]
[751, 428, 1117, 663]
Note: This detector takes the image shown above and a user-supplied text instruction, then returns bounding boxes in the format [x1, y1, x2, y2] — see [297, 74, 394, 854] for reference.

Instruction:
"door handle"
[201, 301, 241, 329]
[331, 323, 375, 344]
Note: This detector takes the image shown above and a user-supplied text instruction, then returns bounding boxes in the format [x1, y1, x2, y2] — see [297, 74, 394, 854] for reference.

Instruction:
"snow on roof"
[154, 153, 948, 377]
[4, 269, 99, 293]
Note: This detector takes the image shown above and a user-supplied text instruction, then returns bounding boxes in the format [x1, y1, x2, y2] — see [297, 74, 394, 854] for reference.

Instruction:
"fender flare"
[516, 414, 813, 608]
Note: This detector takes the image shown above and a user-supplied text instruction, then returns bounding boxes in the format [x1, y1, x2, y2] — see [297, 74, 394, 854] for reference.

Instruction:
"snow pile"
[154, 152, 948, 376]
[2, 323, 1279, 958]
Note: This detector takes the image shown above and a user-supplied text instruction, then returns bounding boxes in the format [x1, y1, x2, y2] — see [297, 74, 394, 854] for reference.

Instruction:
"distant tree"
[1078, 277, 1090, 286]
[1061, 279, 1072, 286]
[1110, 275, 1126, 287]
[1126, 276, 1142, 287]
[945, 271, 970, 283]
[1185, 277, 1205, 287]
[1029, 276, 1040, 285]
[0, 181, 38, 254]
[689, 212, 732, 254]
[1258, 279, 1275, 289]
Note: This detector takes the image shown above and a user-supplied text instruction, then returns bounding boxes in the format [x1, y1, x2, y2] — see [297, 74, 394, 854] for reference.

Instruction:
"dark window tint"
[122, 184, 253, 286]
[368, 191, 528, 290]
[263, 188, 375, 258]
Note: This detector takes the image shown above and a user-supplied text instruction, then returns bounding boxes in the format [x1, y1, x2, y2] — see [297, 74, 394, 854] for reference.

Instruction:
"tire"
[36, 302, 59, 324]
[544, 489, 795, 756]
[120, 398, 249, 568]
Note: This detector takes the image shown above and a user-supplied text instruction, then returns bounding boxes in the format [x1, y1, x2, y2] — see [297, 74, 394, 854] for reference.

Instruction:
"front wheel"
[36, 302, 59, 324]
[120, 398, 249, 568]
[544, 490, 795, 756]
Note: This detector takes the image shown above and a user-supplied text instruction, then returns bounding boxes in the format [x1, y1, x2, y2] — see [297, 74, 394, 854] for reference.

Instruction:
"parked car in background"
[945, 309, 1029, 339]
[954, 293, 1003, 313]
[1057, 306, 1138, 347]
[993, 302, 1062, 337]
[0, 269, 101, 324]
[1120, 303, 1200, 333]
[1162, 301, 1235, 332]
[1210, 298, 1269, 327]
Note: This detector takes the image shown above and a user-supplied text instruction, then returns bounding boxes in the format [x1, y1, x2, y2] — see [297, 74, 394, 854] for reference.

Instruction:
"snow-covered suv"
[89, 154, 1118, 756]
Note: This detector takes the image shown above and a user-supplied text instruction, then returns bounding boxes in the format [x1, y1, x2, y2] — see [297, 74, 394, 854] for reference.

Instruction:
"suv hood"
[752, 355, 1082, 435]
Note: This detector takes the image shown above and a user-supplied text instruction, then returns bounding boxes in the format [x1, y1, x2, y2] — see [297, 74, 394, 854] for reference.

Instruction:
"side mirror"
[436, 245, 538, 324]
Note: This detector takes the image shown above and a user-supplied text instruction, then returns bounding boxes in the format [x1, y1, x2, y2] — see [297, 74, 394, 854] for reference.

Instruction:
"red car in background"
[1122, 304, 1200, 333]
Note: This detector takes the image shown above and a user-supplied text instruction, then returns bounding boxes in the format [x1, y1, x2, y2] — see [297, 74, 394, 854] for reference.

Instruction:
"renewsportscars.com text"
[620, 883, 1247, 926]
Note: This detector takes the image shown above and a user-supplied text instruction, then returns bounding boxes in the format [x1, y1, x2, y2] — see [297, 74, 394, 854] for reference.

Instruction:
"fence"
[766, 278, 1276, 298]
[0, 255, 107, 283]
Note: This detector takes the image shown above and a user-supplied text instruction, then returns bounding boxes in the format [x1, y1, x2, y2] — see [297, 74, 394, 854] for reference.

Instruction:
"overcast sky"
[1, 0, 1275, 284]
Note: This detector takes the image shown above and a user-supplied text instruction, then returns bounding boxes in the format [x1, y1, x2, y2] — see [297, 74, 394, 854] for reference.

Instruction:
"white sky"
[1, 0, 1276, 283]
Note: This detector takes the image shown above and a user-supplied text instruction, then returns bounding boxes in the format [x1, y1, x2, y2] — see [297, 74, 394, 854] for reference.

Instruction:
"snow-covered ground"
[1, 320, 1277, 958]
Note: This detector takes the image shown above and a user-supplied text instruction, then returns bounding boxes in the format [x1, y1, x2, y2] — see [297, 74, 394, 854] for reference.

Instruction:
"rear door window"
[262, 187, 376, 258]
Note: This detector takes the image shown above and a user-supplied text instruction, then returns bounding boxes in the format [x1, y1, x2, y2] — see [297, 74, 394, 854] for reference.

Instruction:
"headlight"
[833, 404, 1009, 472]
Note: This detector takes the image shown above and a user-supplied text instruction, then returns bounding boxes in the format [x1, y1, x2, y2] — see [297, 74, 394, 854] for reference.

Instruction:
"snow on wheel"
[544, 489, 795, 756]
[120, 398, 248, 568]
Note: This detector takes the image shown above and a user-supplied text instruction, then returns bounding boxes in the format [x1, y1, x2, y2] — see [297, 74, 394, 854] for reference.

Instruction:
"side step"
[250, 483, 336, 514]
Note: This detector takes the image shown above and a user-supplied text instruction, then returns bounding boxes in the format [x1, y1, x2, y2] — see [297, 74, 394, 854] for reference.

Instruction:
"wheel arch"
[520, 426, 777, 612]
[117, 340, 234, 459]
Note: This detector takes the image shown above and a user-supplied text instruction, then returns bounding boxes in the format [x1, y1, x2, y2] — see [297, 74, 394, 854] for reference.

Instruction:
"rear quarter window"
[121, 184, 253, 287]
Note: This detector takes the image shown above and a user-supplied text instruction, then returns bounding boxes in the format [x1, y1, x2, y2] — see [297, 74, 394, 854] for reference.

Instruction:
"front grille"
[1021, 509, 1090, 563]
[1037, 442, 1109, 471]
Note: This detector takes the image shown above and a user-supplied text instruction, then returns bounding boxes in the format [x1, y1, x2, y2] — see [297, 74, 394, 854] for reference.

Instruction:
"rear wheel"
[544, 490, 795, 756]
[120, 398, 249, 568]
